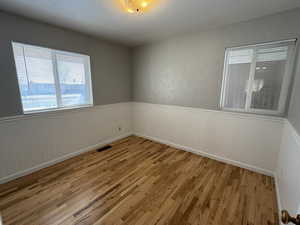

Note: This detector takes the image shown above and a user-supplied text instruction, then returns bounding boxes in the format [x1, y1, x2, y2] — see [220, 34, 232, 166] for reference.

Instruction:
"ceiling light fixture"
[121, 0, 153, 14]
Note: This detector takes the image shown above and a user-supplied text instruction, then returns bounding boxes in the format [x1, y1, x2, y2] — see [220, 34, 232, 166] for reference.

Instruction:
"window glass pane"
[56, 54, 90, 107]
[13, 44, 57, 112]
[250, 45, 289, 110]
[223, 49, 253, 109]
[222, 40, 295, 115]
[12, 42, 93, 113]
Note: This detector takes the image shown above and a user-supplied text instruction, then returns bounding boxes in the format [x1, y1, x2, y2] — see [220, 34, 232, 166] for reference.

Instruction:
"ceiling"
[0, 0, 300, 46]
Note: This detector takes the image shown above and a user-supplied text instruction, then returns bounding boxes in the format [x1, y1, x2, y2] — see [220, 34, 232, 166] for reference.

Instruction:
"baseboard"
[134, 132, 274, 177]
[0, 132, 133, 184]
[274, 174, 283, 225]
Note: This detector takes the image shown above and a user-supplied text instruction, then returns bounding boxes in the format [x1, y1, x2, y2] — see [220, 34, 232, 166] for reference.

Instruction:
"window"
[220, 39, 296, 115]
[12, 42, 93, 113]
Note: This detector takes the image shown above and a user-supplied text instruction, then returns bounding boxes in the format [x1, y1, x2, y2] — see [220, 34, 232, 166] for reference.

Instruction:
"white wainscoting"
[132, 102, 285, 176]
[276, 120, 300, 223]
[0, 102, 133, 184]
[1, 101, 291, 189]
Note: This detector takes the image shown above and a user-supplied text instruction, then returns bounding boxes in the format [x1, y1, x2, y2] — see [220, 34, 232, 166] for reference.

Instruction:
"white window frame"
[12, 42, 94, 114]
[220, 39, 297, 116]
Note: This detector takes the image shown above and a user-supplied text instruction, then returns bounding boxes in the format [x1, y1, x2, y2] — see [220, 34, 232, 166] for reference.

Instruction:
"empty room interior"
[1, 0, 300, 224]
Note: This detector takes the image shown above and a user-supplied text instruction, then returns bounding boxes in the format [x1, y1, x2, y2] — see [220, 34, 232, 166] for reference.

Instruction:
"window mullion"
[277, 45, 295, 114]
[21, 46, 31, 92]
[51, 51, 62, 108]
[220, 50, 230, 109]
[245, 48, 257, 111]
[84, 56, 93, 104]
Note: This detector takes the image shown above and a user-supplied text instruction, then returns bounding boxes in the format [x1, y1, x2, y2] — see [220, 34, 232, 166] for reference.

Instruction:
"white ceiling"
[0, 0, 300, 46]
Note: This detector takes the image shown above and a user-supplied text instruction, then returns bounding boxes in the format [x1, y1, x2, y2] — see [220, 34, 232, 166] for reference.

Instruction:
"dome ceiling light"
[121, 0, 156, 14]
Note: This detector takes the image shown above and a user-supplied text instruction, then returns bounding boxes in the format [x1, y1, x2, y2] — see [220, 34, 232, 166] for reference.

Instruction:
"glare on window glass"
[56, 54, 88, 107]
[251, 46, 288, 110]
[223, 49, 253, 109]
[221, 40, 295, 115]
[12, 42, 93, 113]
[13, 44, 57, 112]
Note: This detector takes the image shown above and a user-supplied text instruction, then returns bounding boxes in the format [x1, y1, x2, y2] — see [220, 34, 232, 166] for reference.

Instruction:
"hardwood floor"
[0, 136, 279, 225]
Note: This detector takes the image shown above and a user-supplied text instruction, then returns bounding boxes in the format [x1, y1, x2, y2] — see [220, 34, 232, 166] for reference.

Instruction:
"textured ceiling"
[0, 0, 300, 46]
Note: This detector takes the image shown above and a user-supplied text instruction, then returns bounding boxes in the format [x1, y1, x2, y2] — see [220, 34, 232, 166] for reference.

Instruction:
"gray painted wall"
[0, 11, 132, 118]
[132, 8, 300, 112]
[2, 8, 300, 132]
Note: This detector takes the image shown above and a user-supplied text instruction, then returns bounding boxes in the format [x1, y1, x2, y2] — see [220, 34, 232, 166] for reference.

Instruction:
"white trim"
[274, 174, 283, 225]
[133, 102, 285, 123]
[0, 132, 133, 185]
[51, 51, 62, 107]
[11, 41, 89, 58]
[222, 107, 284, 116]
[245, 48, 257, 110]
[84, 55, 94, 106]
[0, 102, 283, 124]
[23, 104, 94, 115]
[220, 49, 229, 109]
[278, 44, 297, 114]
[11, 41, 94, 114]
[274, 119, 300, 225]
[220, 39, 297, 116]
[0, 102, 132, 123]
[133, 132, 274, 177]
[226, 38, 297, 50]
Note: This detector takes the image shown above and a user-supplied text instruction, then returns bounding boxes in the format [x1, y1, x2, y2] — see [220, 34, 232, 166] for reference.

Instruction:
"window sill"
[23, 104, 94, 116]
[221, 107, 285, 117]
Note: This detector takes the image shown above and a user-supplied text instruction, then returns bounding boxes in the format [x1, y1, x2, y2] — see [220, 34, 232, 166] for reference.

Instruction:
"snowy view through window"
[12, 43, 92, 112]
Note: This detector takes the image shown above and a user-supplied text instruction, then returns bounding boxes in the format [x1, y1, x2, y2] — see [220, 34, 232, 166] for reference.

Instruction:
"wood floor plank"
[0, 136, 279, 225]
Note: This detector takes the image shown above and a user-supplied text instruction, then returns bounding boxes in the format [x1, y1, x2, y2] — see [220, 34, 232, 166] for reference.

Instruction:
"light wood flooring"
[0, 136, 279, 225]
